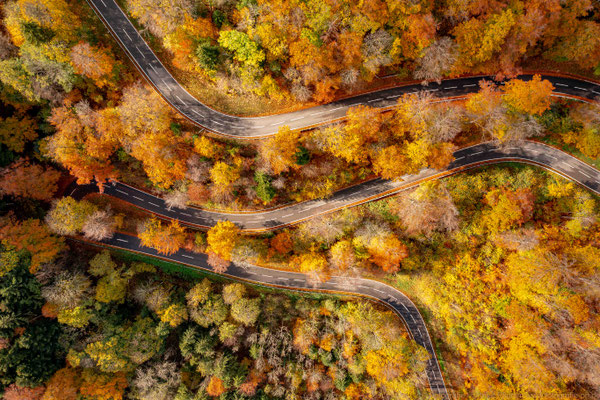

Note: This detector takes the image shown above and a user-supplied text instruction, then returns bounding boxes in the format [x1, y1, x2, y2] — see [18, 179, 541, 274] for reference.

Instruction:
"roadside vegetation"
[37, 162, 600, 398]
[0, 0, 599, 213]
[2, 1, 600, 399]
[119, 0, 600, 112]
[0, 242, 431, 399]
[286, 165, 600, 399]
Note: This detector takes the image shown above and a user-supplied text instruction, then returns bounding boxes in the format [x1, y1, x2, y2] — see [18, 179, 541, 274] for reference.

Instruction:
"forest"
[1, 0, 600, 399]
[1, 243, 430, 399]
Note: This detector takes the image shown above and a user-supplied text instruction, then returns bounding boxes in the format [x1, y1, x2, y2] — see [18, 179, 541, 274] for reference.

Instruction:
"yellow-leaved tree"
[210, 161, 241, 194]
[206, 220, 240, 261]
[45, 197, 98, 236]
[502, 74, 554, 115]
[260, 125, 300, 175]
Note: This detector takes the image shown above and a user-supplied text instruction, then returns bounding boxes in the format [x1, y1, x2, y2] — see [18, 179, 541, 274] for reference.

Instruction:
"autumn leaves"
[466, 75, 555, 146]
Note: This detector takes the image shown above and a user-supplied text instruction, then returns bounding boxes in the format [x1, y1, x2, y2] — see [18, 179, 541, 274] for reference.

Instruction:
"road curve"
[88, 232, 449, 398]
[69, 140, 600, 232]
[85, 0, 600, 138]
[68, 140, 600, 400]
[76, 1, 600, 397]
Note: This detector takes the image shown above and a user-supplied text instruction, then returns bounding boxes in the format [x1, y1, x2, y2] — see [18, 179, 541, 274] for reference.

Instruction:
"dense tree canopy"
[112, 0, 600, 104]
[1, 1, 600, 399]
[0, 251, 63, 390]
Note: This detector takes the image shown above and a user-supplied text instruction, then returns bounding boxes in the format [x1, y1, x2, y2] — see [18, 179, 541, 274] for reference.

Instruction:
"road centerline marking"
[122, 29, 133, 41]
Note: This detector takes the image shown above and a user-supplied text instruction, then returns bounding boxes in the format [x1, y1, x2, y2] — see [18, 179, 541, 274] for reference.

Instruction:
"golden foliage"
[206, 220, 240, 261]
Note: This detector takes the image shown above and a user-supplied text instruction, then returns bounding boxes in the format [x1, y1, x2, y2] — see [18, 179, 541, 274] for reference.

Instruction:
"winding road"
[75, 0, 600, 398]
[69, 140, 600, 232]
[92, 232, 448, 397]
[68, 140, 600, 400]
[86, 0, 599, 139]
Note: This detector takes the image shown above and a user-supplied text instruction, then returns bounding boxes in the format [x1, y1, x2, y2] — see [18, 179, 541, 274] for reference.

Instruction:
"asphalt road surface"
[93, 232, 449, 398]
[69, 140, 600, 232]
[69, 139, 600, 400]
[86, 0, 600, 138]
[76, 1, 600, 397]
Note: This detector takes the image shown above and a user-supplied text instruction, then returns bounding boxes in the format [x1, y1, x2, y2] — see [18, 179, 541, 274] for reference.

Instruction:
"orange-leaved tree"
[372, 145, 408, 180]
[0, 159, 61, 201]
[365, 234, 408, 273]
[78, 370, 127, 400]
[138, 218, 186, 255]
[0, 218, 66, 273]
[42, 368, 80, 400]
[206, 376, 226, 397]
[46, 102, 118, 185]
[270, 231, 293, 255]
